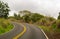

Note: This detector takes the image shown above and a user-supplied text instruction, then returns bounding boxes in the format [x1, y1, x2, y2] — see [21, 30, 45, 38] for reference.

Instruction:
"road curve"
[19, 23, 46, 39]
[0, 22, 24, 39]
[0, 22, 47, 39]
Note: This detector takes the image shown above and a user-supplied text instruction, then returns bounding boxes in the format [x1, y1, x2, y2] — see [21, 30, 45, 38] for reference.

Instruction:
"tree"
[19, 10, 44, 23]
[31, 13, 44, 22]
[39, 18, 48, 26]
[19, 10, 31, 16]
[22, 14, 31, 23]
[17, 14, 21, 20]
[14, 13, 21, 20]
[19, 10, 31, 22]
[14, 13, 18, 19]
[0, 1, 10, 18]
[58, 12, 60, 19]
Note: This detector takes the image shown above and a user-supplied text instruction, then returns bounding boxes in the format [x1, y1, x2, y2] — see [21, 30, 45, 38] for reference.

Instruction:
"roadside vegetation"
[0, 1, 13, 35]
[35, 13, 60, 39]
[0, 18, 13, 35]
[9, 10, 60, 39]
[0, 0, 60, 39]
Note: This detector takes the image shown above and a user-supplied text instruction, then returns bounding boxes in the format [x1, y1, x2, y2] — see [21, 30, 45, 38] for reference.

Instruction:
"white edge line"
[40, 28, 49, 39]
[27, 24, 49, 39]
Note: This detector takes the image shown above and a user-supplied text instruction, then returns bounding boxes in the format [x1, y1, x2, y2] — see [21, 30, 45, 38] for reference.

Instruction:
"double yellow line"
[13, 25, 26, 39]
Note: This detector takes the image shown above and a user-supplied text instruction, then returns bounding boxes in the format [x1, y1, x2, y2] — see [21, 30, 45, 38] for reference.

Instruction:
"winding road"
[0, 22, 24, 39]
[19, 23, 46, 39]
[0, 22, 47, 39]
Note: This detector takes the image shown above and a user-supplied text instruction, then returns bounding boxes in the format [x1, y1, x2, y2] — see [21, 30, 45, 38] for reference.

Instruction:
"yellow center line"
[13, 24, 26, 39]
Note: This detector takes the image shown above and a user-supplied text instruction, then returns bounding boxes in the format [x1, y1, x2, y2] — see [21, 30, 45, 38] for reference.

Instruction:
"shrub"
[0, 18, 10, 28]
[56, 20, 60, 28]
[0, 18, 13, 34]
[39, 18, 51, 26]
[58, 12, 60, 19]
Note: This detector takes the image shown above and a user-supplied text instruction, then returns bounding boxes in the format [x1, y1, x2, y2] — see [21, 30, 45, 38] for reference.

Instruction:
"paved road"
[0, 22, 24, 39]
[0, 22, 46, 39]
[19, 23, 46, 39]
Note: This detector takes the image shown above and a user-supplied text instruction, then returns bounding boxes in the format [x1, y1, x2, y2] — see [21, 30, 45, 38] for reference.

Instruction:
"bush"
[31, 13, 44, 22]
[38, 18, 51, 26]
[0, 18, 10, 28]
[56, 20, 60, 28]
[0, 18, 13, 34]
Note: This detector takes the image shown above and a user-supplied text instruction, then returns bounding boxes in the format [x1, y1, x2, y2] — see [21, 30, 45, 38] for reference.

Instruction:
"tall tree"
[14, 13, 21, 20]
[0, 1, 10, 18]
[19, 10, 31, 22]
[17, 14, 21, 20]
[58, 12, 60, 19]
[19, 10, 31, 16]
[22, 14, 31, 23]
[14, 13, 17, 19]
[31, 13, 44, 22]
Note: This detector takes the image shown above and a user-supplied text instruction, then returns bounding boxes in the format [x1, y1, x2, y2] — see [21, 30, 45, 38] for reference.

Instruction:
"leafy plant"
[56, 20, 60, 28]
[0, 18, 13, 34]
[0, 1, 10, 18]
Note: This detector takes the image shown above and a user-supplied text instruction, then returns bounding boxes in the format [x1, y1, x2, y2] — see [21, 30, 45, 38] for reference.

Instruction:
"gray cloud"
[1, 0, 60, 18]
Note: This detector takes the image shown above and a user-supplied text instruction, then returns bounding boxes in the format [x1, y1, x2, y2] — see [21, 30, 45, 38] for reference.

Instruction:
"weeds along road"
[0, 22, 24, 39]
[0, 22, 47, 39]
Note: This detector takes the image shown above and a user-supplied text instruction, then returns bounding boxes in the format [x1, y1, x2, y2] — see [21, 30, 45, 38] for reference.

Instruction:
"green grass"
[0, 18, 14, 35]
[38, 26, 51, 32]
[0, 24, 13, 35]
[38, 25, 60, 39]
[38, 24, 60, 33]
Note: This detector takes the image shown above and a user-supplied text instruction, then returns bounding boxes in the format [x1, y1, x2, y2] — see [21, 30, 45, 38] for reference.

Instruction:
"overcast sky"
[1, 0, 60, 18]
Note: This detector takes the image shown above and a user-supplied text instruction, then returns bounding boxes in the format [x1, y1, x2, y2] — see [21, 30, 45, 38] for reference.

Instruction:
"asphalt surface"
[19, 23, 46, 39]
[0, 22, 24, 39]
[0, 22, 46, 39]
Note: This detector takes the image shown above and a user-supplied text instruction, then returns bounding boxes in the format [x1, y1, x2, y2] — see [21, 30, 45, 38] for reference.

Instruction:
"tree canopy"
[31, 13, 44, 22]
[58, 12, 60, 19]
[0, 1, 10, 18]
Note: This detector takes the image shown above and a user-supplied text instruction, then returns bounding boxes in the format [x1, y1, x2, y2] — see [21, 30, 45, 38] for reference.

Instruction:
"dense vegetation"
[0, 18, 13, 34]
[0, 1, 13, 35]
[0, 0, 60, 39]
[9, 10, 60, 39]
[12, 10, 44, 23]
[0, 1, 10, 18]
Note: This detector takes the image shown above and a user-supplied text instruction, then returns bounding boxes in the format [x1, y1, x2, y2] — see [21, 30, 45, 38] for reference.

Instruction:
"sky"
[1, 0, 60, 18]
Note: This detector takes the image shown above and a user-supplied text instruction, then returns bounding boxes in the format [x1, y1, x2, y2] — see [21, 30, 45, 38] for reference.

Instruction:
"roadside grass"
[38, 24, 60, 32]
[38, 25, 60, 39]
[0, 18, 13, 35]
[38, 26, 51, 32]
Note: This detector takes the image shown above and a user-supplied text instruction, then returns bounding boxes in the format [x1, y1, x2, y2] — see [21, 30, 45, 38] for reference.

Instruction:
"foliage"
[14, 13, 17, 19]
[0, 18, 13, 34]
[36, 17, 55, 26]
[31, 13, 44, 22]
[0, 18, 10, 28]
[48, 17, 55, 21]
[56, 20, 60, 28]
[39, 18, 48, 26]
[8, 16, 14, 19]
[19, 10, 31, 22]
[14, 13, 21, 20]
[0, 24, 13, 34]
[38, 26, 51, 32]
[17, 14, 21, 20]
[19, 10, 31, 15]
[22, 14, 31, 23]
[58, 12, 60, 19]
[0, 1, 10, 18]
